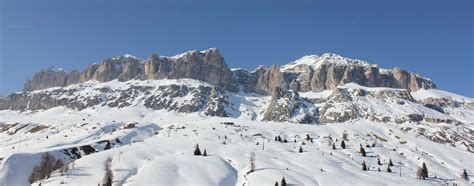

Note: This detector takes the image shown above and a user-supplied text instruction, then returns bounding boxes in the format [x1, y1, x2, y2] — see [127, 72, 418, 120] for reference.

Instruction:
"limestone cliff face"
[23, 68, 68, 91]
[246, 65, 285, 95]
[142, 48, 235, 90]
[23, 48, 236, 92]
[22, 50, 436, 95]
[281, 53, 436, 92]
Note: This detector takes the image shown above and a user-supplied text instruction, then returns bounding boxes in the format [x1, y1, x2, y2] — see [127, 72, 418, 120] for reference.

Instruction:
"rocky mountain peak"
[21, 49, 436, 95]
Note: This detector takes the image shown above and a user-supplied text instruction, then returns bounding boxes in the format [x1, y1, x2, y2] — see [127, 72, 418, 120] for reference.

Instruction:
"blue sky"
[0, 0, 472, 96]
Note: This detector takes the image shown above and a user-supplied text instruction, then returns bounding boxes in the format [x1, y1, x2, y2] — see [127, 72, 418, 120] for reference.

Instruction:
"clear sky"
[1, 0, 472, 97]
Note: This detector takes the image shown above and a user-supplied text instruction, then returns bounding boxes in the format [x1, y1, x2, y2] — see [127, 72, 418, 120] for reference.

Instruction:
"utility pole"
[17, 136, 21, 153]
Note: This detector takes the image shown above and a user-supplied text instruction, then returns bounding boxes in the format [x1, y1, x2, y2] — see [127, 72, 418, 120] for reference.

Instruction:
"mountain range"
[0, 48, 472, 185]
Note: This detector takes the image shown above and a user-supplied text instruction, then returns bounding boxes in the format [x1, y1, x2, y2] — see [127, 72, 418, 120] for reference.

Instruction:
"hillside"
[0, 106, 472, 185]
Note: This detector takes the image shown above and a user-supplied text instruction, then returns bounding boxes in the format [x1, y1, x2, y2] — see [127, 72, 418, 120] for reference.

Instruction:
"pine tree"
[281, 176, 287, 186]
[362, 161, 367, 171]
[203, 149, 207, 156]
[461, 169, 469, 181]
[387, 165, 392, 173]
[388, 159, 393, 166]
[194, 144, 202, 156]
[421, 162, 428, 178]
[377, 158, 382, 166]
[299, 146, 303, 153]
[275, 136, 278, 141]
[378, 167, 381, 172]
[283, 139, 288, 143]
[341, 140, 346, 149]
[360, 146, 366, 157]
[332, 143, 336, 150]
[275, 181, 279, 186]
[416, 162, 428, 180]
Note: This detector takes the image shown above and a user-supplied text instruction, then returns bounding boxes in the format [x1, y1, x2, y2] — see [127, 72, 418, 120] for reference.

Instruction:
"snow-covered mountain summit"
[281, 53, 372, 72]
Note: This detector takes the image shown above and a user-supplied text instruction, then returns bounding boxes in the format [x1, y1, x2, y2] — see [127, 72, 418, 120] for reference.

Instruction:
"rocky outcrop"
[283, 64, 435, 93]
[5, 80, 231, 116]
[142, 48, 236, 91]
[318, 84, 459, 124]
[246, 65, 285, 95]
[281, 53, 436, 92]
[262, 87, 317, 123]
[23, 48, 237, 92]
[66, 70, 81, 85]
[24, 68, 68, 91]
[203, 87, 229, 117]
[22, 49, 436, 95]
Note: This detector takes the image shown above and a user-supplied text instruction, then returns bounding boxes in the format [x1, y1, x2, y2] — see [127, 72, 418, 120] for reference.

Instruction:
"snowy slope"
[411, 89, 474, 124]
[0, 107, 473, 186]
[411, 89, 474, 103]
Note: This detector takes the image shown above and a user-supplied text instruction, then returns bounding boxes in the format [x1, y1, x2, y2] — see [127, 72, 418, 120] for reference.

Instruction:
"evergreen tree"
[388, 159, 394, 166]
[275, 181, 279, 186]
[194, 144, 202, 156]
[421, 162, 428, 178]
[378, 167, 381, 172]
[416, 162, 428, 180]
[332, 143, 336, 150]
[281, 177, 287, 186]
[203, 149, 207, 156]
[299, 146, 303, 153]
[341, 140, 346, 149]
[360, 146, 366, 157]
[283, 139, 288, 143]
[387, 165, 392, 173]
[377, 158, 382, 166]
[461, 169, 469, 181]
[275, 136, 278, 141]
[362, 161, 368, 171]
